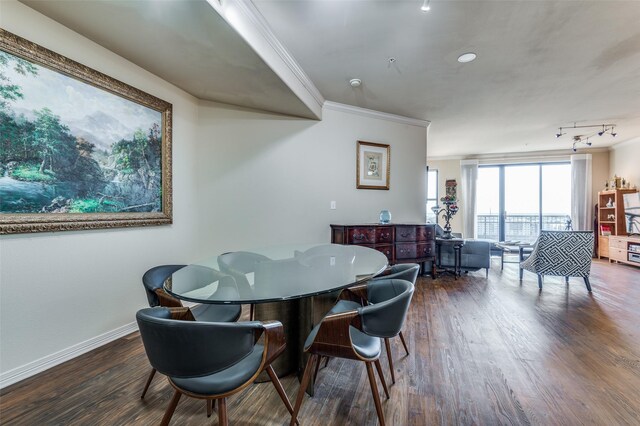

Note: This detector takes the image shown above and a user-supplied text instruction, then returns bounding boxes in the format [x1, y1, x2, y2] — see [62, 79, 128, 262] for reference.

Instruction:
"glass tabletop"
[163, 243, 389, 304]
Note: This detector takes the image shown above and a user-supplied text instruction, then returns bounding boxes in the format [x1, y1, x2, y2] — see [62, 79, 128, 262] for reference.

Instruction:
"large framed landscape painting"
[0, 29, 172, 234]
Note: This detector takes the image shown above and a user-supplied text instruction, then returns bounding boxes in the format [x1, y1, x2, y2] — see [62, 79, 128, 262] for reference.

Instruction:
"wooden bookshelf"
[597, 188, 638, 259]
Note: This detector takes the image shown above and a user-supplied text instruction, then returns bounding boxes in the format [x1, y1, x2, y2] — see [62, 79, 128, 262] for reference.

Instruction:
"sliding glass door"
[477, 163, 571, 243]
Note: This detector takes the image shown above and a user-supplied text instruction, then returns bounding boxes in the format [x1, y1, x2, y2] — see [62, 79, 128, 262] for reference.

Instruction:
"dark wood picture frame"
[0, 29, 173, 235]
[356, 141, 390, 190]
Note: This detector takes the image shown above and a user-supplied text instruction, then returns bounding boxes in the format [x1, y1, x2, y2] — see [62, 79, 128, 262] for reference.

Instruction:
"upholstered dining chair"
[345, 264, 420, 384]
[218, 252, 271, 320]
[290, 279, 415, 426]
[136, 307, 297, 426]
[520, 230, 595, 292]
[140, 264, 242, 399]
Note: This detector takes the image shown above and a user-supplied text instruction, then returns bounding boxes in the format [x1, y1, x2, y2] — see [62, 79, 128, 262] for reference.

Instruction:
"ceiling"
[21, 0, 640, 157]
[253, 0, 640, 157]
[21, 0, 318, 119]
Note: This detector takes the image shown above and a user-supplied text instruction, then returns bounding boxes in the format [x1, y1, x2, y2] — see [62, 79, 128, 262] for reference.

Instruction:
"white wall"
[194, 102, 427, 257]
[609, 139, 640, 189]
[0, 1, 203, 379]
[0, 2, 428, 383]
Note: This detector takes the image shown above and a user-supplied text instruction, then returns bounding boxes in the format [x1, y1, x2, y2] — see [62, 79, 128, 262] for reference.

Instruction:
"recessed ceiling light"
[421, 0, 431, 12]
[457, 52, 477, 63]
[349, 78, 362, 88]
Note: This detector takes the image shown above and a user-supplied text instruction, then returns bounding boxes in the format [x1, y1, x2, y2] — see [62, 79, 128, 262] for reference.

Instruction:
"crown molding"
[428, 146, 610, 162]
[213, 0, 324, 119]
[609, 137, 640, 151]
[323, 101, 430, 128]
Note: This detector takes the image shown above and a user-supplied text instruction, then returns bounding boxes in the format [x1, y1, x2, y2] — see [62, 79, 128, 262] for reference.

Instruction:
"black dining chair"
[136, 307, 297, 426]
[217, 252, 271, 320]
[140, 264, 242, 399]
[290, 279, 415, 426]
[367, 263, 419, 383]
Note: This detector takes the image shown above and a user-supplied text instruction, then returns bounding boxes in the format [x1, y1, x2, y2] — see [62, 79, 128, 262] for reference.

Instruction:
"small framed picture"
[356, 141, 390, 190]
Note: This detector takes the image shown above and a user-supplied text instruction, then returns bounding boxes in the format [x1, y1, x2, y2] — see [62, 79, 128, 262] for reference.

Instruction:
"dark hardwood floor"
[1, 259, 639, 425]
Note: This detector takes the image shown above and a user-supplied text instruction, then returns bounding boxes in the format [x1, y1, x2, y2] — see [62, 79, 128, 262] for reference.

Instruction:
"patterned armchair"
[520, 230, 594, 292]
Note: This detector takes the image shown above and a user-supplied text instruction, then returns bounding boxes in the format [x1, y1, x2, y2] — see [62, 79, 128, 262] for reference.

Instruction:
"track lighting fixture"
[556, 122, 618, 150]
[421, 0, 431, 12]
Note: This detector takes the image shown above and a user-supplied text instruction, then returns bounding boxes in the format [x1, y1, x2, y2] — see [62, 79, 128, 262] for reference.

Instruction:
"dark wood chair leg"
[265, 365, 300, 425]
[366, 362, 386, 426]
[290, 354, 317, 426]
[565, 276, 569, 284]
[313, 356, 323, 384]
[374, 359, 390, 399]
[324, 357, 330, 368]
[384, 338, 396, 384]
[584, 277, 592, 292]
[160, 390, 182, 426]
[207, 399, 213, 418]
[486, 268, 489, 278]
[398, 331, 409, 356]
[140, 368, 156, 399]
[537, 274, 543, 289]
[218, 398, 228, 426]
[249, 304, 255, 321]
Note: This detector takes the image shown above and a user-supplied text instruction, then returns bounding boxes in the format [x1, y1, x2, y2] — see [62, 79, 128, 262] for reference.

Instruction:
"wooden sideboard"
[330, 223, 436, 272]
[609, 235, 640, 267]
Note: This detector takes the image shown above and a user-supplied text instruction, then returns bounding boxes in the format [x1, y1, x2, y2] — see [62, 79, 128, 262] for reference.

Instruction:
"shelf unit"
[597, 188, 638, 259]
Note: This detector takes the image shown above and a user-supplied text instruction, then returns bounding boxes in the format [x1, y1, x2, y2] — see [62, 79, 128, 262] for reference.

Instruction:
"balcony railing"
[477, 214, 570, 242]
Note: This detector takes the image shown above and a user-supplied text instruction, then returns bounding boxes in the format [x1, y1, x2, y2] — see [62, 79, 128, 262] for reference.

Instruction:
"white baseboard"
[0, 321, 139, 390]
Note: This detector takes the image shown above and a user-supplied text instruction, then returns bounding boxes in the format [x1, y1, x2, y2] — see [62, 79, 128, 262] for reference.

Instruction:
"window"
[476, 162, 571, 243]
[426, 168, 438, 223]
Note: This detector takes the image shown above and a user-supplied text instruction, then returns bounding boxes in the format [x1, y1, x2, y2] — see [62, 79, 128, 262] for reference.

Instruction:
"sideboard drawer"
[396, 243, 417, 259]
[395, 226, 417, 242]
[610, 248, 626, 261]
[348, 227, 375, 244]
[609, 237, 627, 249]
[417, 242, 435, 257]
[375, 227, 393, 244]
[416, 226, 434, 241]
[374, 244, 394, 262]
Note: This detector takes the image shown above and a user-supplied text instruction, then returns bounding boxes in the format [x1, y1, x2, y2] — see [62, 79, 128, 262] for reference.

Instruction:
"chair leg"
[486, 268, 489, 278]
[265, 365, 299, 425]
[366, 362, 386, 426]
[537, 274, 543, 289]
[313, 356, 323, 384]
[140, 368, 156, 399]
[290, 354, 317, 426]
[384, 338, 396, 384]
[207, 399, 213, 418]
[160, 390, 182, 426]
[584, 277, 592, 292]
[324, 357, 330, 368]
[565, 276, 569, 284]
[218, 398, 228, 426]
[399, 331, 410, 356]
[249, 304, 255, 321]
[374, 359, 390, 399]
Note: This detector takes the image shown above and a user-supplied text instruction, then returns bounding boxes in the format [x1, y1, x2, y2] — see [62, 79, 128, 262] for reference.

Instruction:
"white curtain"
[460, 160, 479, 238]
[571, 154, 593, 231]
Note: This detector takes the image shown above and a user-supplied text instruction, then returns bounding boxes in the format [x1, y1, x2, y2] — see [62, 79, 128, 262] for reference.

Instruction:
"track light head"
[612, 132, 617, 137]
[586, 141, 592, 146]
[556, 133, 563, 138]
[598, 131, 605, 136]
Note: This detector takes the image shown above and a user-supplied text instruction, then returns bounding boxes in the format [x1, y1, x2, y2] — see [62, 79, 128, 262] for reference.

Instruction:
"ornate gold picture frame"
[356, 141, 390, 190]
[0, 29, 172, 234]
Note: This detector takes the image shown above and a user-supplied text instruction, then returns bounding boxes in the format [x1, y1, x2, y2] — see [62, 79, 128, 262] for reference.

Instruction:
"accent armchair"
[520, 230, 595, 292]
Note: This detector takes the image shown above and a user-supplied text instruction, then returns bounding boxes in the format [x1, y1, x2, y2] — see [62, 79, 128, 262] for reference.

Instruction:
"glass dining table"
[163, 243, 388, 390]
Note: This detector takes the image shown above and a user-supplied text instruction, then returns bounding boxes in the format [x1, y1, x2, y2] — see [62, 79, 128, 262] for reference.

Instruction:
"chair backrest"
[359, 279, 414, 338]
[528, 230, 594, 277]
[373, 263, 419, 286]
[142, 265, 186, 307]
[218, 252, 271, 292]
[136, 307, 263, 378]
